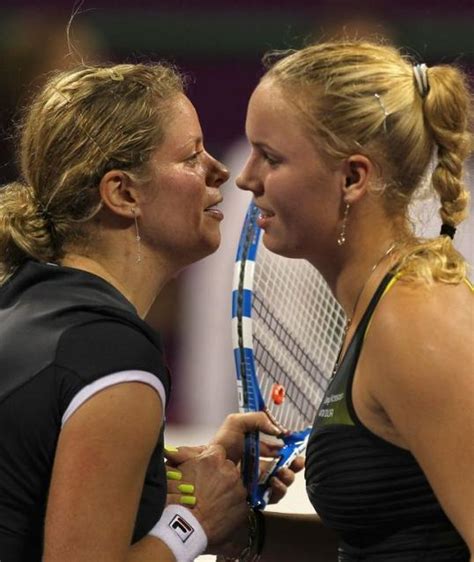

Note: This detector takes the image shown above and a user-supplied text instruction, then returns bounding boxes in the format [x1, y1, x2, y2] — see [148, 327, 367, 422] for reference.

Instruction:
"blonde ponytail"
[0, 182, 55, 283]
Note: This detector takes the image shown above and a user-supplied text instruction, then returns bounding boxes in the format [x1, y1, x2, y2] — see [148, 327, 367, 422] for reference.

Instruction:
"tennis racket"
[231, 201, 345, 509]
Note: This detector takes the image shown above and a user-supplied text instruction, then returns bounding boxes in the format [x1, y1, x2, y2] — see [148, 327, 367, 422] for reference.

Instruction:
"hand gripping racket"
[232, 201, 345, 509]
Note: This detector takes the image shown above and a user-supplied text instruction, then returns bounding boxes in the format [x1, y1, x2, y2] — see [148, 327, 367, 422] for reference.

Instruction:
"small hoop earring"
[131, 207, 142, 263]
[337, 203, 350, 246]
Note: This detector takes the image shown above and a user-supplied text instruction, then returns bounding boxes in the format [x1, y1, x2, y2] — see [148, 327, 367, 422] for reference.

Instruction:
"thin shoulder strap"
[340, 271, 397, 372]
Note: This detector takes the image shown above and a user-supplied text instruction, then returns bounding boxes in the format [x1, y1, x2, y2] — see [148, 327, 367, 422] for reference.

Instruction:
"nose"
[207, 153, 230, 188]
[236, 156, 261, 194]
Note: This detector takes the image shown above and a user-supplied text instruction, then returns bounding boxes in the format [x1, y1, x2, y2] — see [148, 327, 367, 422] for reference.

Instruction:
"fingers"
[197, 443, 228, 463]
[166, 492, 197, 508]
[211, 412, 282, 463]
[288, 455, 305, 473]
[259, 456, 305, 505]
[164, 444, 206, 466]
[267, 475, 288, 504]
[274, 466, 296, 487]
[167, 481, 196, 496]
[224, 412, 282, 436]
[259, 439, 284, 458]
[166, 466, 197, 509]
[266, 466, 298, 504]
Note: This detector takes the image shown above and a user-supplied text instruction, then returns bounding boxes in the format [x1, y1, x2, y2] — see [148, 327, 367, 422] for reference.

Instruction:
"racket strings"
[253, 293, 325, 427]
[252, 244, 345, 431]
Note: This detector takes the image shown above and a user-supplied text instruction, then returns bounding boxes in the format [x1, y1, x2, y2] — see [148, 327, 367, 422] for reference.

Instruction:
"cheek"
[270, 173, 315, 217]
[277, 177, 337, 233]
[160, 172, 204, 211]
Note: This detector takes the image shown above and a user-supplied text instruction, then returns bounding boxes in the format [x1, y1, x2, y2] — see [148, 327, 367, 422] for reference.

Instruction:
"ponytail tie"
[413, 63, 429, 98]
[440, 223, 456, 239]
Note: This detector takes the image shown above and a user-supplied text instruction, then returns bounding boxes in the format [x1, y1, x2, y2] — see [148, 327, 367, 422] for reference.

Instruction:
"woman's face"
[236, 80, 345, 264]
[140, 94, 229, 267]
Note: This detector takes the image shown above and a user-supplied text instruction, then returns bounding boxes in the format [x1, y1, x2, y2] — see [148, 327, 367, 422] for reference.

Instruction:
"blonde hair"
[263, 40, 472, 284]
[0, 63, 184, 284]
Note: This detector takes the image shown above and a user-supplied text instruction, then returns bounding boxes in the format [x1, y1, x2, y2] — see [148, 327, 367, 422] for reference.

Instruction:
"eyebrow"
[252, 141, 280, 154]
[180, 136, 203, 150]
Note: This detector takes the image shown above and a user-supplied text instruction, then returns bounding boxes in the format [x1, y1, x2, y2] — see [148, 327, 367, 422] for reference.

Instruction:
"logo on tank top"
[318, 392, 344, 419]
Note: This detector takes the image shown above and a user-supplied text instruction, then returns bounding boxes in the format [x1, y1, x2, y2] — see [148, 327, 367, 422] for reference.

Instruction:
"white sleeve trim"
[61, 370, 167, 427]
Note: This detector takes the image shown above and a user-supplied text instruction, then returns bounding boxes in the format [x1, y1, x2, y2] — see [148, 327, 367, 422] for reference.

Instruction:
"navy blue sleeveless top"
[305, 273, 469, 561]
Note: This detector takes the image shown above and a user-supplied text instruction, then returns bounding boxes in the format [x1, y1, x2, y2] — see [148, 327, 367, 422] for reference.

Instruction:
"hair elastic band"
[36, 200, 54, 229]
[440, 223, 456, 239]
[374, 93, 388, 133]
[413, 63, 429, 97]
[38, 207, 53, 223]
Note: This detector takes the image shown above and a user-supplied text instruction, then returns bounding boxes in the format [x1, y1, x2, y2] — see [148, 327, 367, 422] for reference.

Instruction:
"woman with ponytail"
[234, 39, 473, 560]
[0, 63, 299, 562]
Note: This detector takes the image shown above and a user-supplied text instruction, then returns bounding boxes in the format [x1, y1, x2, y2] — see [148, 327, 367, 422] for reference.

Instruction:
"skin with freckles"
[63, 93, 230, 318]
[138, 94, 228, 269]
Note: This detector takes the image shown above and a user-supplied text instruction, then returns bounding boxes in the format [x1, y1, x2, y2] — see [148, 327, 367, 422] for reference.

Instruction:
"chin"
[192, 233, 222, 263]
[262, 232, 304, 259]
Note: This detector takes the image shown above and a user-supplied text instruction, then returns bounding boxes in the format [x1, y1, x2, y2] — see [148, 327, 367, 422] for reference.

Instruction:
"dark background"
[1, 0, 472, 422]
[1, 0, 473, 179]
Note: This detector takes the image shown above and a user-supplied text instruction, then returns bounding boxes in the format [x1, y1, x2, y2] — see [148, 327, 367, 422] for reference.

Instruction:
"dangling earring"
[337, 203, 350, 246]
[131, 207, 142, 263]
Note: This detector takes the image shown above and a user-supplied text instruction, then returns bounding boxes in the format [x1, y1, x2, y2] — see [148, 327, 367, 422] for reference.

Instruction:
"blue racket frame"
[232, 202, 310, 509]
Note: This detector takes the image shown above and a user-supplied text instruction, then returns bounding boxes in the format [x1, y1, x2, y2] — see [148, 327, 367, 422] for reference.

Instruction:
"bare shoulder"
[369, 277, 472, 359]
[381, 275, 472, 318]
[361, 277, 473, 413]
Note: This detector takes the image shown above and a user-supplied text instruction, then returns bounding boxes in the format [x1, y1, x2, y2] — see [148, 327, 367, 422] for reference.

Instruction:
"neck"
[345, 242, 396, 330]
[61, 252, 173, 319]
[334, 239, 398, 329]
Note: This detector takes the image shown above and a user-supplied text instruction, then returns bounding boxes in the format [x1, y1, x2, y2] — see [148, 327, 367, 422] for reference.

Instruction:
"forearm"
[260, 512, 338, 562]
[127, 535, 176, 562]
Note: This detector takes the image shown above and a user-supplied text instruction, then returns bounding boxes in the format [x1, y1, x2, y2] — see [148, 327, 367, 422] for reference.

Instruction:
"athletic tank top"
[305, 273, 469, 561]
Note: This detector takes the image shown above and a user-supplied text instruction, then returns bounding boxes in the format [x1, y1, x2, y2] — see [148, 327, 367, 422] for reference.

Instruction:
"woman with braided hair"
[232, 40, 473, 560]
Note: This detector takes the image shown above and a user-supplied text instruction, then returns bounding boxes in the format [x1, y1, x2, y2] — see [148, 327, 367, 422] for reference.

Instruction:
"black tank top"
[305, 273, 469, 561]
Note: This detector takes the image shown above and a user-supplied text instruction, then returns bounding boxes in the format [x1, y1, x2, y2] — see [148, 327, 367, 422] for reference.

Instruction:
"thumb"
[228, 411, 282, 436]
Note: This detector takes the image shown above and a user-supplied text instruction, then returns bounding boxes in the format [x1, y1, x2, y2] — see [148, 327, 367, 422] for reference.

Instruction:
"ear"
[98, 170, 141, 218]
[340, 155, 373, 204]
